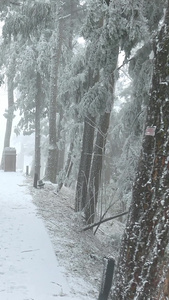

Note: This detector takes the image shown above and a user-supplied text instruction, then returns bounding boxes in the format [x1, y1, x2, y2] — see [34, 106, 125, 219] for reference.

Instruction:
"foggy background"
[0, 85, 33, 173]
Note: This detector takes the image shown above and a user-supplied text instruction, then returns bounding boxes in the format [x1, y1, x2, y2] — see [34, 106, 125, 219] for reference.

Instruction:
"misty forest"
[0, 0, 169, 299]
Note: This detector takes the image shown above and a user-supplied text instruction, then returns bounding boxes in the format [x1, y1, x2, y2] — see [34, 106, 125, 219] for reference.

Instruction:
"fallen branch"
[82, 211, 128, 232]
[94, 202, 115, 235]
[21, 249, 39, 253]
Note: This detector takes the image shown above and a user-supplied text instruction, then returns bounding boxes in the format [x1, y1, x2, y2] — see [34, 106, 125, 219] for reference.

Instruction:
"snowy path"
[0, 171, 94, 300]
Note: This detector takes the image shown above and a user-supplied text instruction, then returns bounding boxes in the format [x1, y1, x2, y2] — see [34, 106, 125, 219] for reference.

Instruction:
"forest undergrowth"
[27, 178, 125, 298]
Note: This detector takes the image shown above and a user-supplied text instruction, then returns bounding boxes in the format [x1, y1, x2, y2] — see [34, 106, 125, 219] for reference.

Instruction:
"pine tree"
[75, 0, 150, 224]
[75, 0, 118, 219]
[112, 1, 169, 298]
[45, 0, 84, 183]
[91, 0, 166, 223]
[53, 0, 85, 183]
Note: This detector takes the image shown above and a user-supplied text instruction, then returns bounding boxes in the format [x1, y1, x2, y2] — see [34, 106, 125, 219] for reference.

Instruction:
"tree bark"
[57, 140, 74, 192]
[85, 111, 111, 224]
[34, 72, 42, 181]
[1, 59, 15, 169]
[45, 5, 63, 183]
[55, 105, 64, 177]
[75, 114, 95, 211]
[83, 4, 119, 223]
[4, 76, 14, 148]
[112, 3, 169, 299]
[75, 61, 100, 212]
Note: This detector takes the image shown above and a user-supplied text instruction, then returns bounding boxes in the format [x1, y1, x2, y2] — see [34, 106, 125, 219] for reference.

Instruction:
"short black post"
[33, 173, 38, 188]
[26, 165, 29, 176]
[98, 257, 115, 300]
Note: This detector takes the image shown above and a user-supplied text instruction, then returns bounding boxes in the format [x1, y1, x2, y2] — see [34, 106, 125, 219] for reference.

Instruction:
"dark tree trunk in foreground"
[112, 3, 169, 299]
[75, 114, 95, 211]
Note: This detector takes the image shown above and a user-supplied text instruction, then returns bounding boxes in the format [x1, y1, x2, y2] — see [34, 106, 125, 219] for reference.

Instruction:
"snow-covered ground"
[0, 170, 125, 299]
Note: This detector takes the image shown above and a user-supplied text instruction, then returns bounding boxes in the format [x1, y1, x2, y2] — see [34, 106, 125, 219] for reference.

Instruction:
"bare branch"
[82, 211, 128, 231]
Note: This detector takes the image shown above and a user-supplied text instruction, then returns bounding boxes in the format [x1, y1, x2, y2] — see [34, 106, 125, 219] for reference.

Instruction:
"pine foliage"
[3, 2, 51, 39]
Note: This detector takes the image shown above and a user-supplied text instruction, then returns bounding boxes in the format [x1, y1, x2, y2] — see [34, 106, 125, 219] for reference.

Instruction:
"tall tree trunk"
[85, 67, 117, 224]
[85, 111, 111, 224]
[4, 76, 14, 148]
[75, 114, 95, 212]
[45, 5, 63, 183]
[56, 106, 64, 177]
[112, 3, 169, 299]
[55, 0, 80, 180]
[1, 71, 15, 169]
[75, 66, 99, 212]
[34, 72, 42, 183]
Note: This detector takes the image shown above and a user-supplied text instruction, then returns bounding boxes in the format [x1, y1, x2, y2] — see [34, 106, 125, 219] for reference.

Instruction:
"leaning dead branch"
[82, 211, 128, 232]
